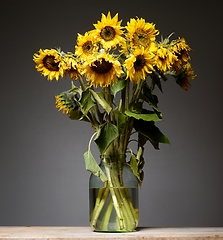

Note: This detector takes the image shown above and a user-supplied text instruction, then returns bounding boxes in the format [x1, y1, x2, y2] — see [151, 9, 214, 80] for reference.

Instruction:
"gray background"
[0, 0, 223, 227]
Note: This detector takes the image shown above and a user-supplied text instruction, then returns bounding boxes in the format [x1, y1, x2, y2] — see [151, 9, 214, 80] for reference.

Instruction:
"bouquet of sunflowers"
[33, 12, 195, 232]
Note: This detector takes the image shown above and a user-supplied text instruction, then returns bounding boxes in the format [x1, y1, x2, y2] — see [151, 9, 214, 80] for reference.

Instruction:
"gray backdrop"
[1, 0, 223, 227]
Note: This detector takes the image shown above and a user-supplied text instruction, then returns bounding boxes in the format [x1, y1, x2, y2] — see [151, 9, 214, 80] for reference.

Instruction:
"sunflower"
[33, 48, 64, 81]
[75, 31, 99, 60]
[175, 63, 196, 91]
[125, 17, 159, 51]
[81, 51, 123, 87]
[171, 37, 191, 70]
[124, 47, 155, 84]
[55, 92, 79, 115]
[63, 54, 80, 80]
[155, 45, 178, 72]
[91, 11, 124, 50]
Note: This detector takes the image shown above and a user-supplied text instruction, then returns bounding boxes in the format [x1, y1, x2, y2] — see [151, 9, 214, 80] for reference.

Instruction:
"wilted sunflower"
[75, 32, 99, 60]
[171, 37, 191, 70]
[91, 11, 124, 50]
[55, 92, 79, 115]
[63, 54, 80, 80]
[33, 48, 64, 81]
[175, 63, 196, 91]
[124, 47, 155, 84]
[126, 17, 159, 51]
[82, 51, 123, 87]
[155, 45, 178, 72]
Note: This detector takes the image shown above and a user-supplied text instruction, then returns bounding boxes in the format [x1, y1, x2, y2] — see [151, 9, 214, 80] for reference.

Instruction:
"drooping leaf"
[111, 78, 126, 97]
[150, 72, 164, 92]
[80, 90, 95, 116]
[69, 109, 82, 120]
[134, 119, 170, 149]
[84, 150, 107, 182]
[140, 83, 161, 115]
[127, 151, 144, 188]
[94, 122, 119, 154]
[125, 110, 161, 122]
[89, 89, 112, 114]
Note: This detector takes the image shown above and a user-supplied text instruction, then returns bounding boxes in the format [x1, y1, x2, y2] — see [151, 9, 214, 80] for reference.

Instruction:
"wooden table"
[0, 226, 223, 240]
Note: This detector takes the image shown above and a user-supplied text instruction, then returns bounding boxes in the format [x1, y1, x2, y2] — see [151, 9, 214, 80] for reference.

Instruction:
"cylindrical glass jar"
[89, 154, 139, 232]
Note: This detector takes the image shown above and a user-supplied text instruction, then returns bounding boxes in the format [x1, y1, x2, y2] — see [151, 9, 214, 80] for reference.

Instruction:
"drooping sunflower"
[155, 45, 178, 72]
[91, 11, 125, 50]
[125, 17, 159, 51]
[175, 62, 196, 91]
[62, 53, 80, 80]
[124, 47, 155, 84]
[55, 91, 79, 115]
[33, 48, 64, 81]
[171, 37, 191, 70]
[81, 51, 123, 87]
[75, 31, 99, 61]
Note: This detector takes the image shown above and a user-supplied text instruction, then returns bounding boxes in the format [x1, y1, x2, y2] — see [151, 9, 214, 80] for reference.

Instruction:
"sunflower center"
[100, 26, 116, 41]
[82, 41, 94, 53]
[43, 56, 59, 71]
[134, 55, 146, 71]
[91, 58, 113, 74]
[133, 29, 150, 47]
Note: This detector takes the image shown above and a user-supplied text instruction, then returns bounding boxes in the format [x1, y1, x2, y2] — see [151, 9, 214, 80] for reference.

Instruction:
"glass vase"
[89, 154, 139, 232]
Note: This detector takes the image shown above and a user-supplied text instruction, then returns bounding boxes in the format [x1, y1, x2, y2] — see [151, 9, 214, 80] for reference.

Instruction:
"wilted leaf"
[134, 120, 170, 149]
[127, 153, 144, 188]
[84, 150, 107, 182]
[90, 90, 112, 114]
[94, 122, 119, 154]
[80, 90, 95, 116]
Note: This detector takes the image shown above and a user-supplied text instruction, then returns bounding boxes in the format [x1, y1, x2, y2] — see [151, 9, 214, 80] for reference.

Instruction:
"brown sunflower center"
[82, 41, 94, 53]
[100, 26, 116, 41]
[134, 55, 146, 71]
[91, 58, 113, 74]
[43, 56, 59, 71]
[133, 29, 150, 47]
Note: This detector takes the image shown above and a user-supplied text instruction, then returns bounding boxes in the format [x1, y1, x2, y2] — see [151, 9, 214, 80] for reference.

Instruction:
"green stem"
[113, 174, 137, 230]
[104, 162, 125, 230]
[102, 155, 138, 231]
[130, 80, 143, 105]
[99, 197, 113, 231]
[121, 88, 126, 114]
[78, 74, 86, 91]
[125, 80, 130, 111]
[90, 186, 110, 229]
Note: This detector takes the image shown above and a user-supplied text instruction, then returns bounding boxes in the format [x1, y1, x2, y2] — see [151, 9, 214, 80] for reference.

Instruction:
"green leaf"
[125, 110, 161, 122]
[150, 72, 164, 92]
[127, 152, 144, 188]
[140, 83, 161, 115]
[69, 109, 82, 120]
[94, 122, 119, 154]
[80, 90, 95, 116]
[129, 102, 143, 113]
[89, 89, 112, 114]
[111, 78, 126, 97]
[134, 120, 170, 149]
[84, 150, 107, 182]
